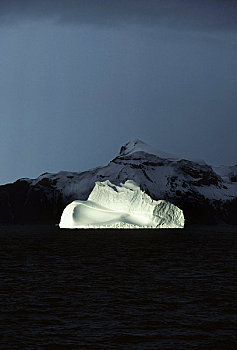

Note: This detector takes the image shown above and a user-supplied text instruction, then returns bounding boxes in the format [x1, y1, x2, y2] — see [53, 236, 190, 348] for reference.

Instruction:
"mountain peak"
[119, 139, 206, 165]
[119, 139, 178, 160]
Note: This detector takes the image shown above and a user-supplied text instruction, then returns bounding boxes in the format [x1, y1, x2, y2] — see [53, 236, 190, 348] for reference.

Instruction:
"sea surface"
[0, 225, 237, 350]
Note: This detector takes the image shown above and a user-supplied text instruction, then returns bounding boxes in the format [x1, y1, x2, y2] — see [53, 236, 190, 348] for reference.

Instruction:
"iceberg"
[59, 180, 185, 229]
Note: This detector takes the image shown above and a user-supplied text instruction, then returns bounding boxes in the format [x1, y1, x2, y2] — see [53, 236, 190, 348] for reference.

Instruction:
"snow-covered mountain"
[0, 139, 236, 225]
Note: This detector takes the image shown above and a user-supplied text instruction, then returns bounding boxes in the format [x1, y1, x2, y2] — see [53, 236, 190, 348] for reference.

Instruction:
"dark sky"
[0, 0, 237, 184]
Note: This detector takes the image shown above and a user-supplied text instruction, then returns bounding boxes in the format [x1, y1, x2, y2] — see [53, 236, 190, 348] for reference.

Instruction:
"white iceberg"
[59, 180, 185, 229]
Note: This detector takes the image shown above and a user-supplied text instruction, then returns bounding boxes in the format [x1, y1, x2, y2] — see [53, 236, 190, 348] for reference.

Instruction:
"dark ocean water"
[0, 225, 237, 350]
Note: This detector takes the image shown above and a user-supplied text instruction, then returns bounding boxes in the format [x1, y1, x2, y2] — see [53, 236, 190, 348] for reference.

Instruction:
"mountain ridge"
[0, 140, 236, 225]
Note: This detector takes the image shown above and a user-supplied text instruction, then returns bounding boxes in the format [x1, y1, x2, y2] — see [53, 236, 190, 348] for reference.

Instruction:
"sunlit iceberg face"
[59, 180, 185, 229]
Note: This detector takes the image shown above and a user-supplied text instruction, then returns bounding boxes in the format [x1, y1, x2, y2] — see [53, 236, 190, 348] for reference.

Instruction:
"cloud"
[0, 0, 237, 32]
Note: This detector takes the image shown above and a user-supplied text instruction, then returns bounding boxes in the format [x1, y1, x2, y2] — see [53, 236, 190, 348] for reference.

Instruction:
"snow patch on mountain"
[212, 165, 237, 183]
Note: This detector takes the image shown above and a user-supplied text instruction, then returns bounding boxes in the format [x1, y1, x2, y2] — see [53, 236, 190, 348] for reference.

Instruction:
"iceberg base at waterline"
[59, 180, 185, 229]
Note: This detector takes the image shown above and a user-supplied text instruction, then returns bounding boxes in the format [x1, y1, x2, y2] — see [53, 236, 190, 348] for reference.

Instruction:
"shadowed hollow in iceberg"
[59, 180, 185, 229]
